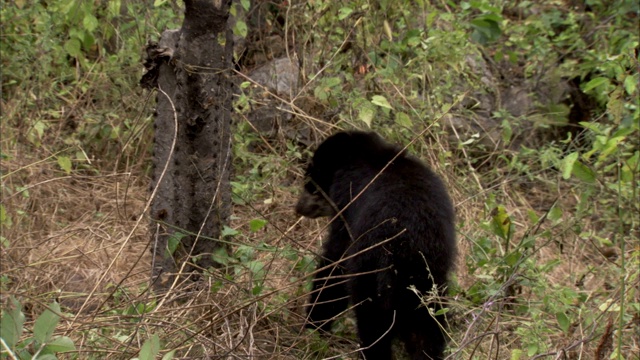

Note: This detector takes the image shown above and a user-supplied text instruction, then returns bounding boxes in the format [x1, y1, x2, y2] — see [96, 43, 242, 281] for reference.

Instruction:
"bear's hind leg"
[398, 307, 446, 360]
[353, 300, 395, 360]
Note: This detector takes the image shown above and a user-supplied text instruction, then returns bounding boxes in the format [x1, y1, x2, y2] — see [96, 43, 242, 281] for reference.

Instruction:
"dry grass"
[2, 124, 638, 359]
[0, 123, 354, 358]
[1, 65, 638, 360]
[1, 147, 151, 313]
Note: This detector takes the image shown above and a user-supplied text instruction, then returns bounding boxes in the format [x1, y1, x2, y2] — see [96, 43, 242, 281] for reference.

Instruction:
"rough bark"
[142, 0, 233, 289]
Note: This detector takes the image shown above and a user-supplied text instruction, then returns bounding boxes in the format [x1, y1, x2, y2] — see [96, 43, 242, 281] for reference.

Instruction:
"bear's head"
[295, 131, 400, 218]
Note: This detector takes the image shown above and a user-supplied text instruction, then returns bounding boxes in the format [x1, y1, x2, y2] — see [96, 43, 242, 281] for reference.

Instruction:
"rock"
[248, 57, 299, 97]
[241, 57, 320, 144]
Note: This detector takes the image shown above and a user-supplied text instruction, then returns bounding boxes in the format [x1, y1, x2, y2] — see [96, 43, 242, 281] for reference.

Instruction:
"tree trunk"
[142, 0, 233, 289]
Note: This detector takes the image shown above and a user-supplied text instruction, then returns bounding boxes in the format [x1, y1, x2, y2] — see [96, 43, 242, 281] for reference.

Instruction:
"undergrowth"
[1, 0, 638, 359]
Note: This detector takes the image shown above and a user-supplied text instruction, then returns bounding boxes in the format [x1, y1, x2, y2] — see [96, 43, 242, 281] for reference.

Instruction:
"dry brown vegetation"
[2, 115, 637, 358]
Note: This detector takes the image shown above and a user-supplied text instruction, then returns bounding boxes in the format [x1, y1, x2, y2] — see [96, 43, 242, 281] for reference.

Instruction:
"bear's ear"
[312, 132, 355, 169]
[317, 132, 353, 153]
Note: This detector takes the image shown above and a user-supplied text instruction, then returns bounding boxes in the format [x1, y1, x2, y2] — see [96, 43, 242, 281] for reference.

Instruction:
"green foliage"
[56, 156, 73, 175]
[296, 0, 480, 135]
[249, 219, 268, 232]
[0, 298, 76, 359]
[1, 297, 24, 352]
[136, 334, 161, 360]
[231, 123, 303, 204]
[165, 231, 186, 258]
[464, 0, 504, 45]
[133, 334, 174, 360]
[229, 0, 250, 38]
[288, 0, 639, 356]
[211, 236, 286, 297]
[1, 1, 180, 164]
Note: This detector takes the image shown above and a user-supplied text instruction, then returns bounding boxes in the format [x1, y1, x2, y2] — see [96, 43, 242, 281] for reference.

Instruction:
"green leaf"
[490, 205, 511, 240]
[221, 226, 239, 237]
[233, 20, 248, 38]
[34, 302, 61, 345]
[139, 334, 160, 360]
[501, 118, 512, 143]
[33, 120, 46, 139]
[0, 297, 25, 349]
[211, 247, 230, 266]
[15, 186, 29, 199]
[249, 219, 267, 232]
[403, 29, 421, 47]
[578, 121, 602, 134]
[295, 255, 315, 272]
[621, 151, 639, 182]
[166, 231, 185, 257]
[561, 152, 579, 180]
[35, 355, 57, 360]
[45, 336, 76, 353]
[64, 38, 82, 57]
[371, 95, 393, 109]
[598, 298, 620, 312]
[247, 260, 266, 281]
[556, 312, 570, 333]
[338, 7, 353, 20]
[623, 74, 637, 95]
[383, 20, 393, 41]
[162, 350, 176, 360]
[107, 1, 121, 17]
[240, 0, 250, 11]
[511, 349, 523, 360]
[359, 106, 375, 127]
[318, 76, 341, 90]
[81, 31, 96, 51]
[394, 112, 412, 127]
[581, 77, 609, 93]
[547, 206, 562, 222]
[0, 204, 10, 228]
[62, 0, 80, 17]
[571, 160, 596, 184]
[470, 16, 502, 44]
[153, 0, 168, 6]
[434, 307, 450, 316]
[504, 251, 521, 266]
[598, 136, 623, 160]
[251, 284, 263, 295]
[83, 13, 99, 32]
[593, 235, 613, 247]
[526, 209, 539, 224]
[520, 236, 535, 249]
[611, 126, 635, 138]
[57, 156, 72, 174]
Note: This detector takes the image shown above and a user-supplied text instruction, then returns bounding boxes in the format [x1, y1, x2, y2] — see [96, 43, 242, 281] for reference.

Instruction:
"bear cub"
[295, 131, 456, 360]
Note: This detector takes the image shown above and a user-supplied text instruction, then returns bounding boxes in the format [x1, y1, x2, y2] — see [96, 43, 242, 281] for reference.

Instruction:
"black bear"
[295, 131, 456, 360]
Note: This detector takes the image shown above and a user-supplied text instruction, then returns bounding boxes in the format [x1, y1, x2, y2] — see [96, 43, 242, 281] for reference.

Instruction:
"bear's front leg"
[306, 257, 349, 332]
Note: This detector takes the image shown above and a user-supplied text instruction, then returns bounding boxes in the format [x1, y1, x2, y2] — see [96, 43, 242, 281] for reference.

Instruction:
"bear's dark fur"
[295, 131, 456, 360]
